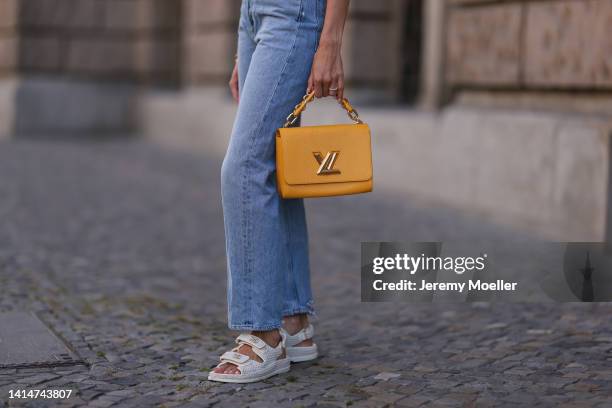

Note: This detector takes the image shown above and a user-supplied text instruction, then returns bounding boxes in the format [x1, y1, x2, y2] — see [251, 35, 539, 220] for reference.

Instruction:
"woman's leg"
[216, 0, 325, 376]
[281, 198, 315, 346]
[279, 1, 327, 341]
[236, 2, 255, 97]
[221, 1, 322, 333]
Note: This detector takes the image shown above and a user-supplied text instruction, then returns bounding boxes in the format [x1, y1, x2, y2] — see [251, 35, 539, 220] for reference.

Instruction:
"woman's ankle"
[282, 313, 309, 335]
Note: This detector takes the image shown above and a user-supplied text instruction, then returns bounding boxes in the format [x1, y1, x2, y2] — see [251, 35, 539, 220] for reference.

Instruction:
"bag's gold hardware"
[313, 151, 341, 175]
[283, 91, 363, 127]
[339, 98, 363, 124]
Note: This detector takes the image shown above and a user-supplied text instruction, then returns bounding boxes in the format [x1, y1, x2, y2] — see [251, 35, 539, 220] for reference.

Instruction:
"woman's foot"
[212, 330, 283, 375]
[208, 331, 289, 383]
[281, 314, 318, 362]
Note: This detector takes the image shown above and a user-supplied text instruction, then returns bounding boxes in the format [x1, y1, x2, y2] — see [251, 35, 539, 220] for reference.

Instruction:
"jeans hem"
[229, 322, 282, 331]
[282, 300, 315, 317]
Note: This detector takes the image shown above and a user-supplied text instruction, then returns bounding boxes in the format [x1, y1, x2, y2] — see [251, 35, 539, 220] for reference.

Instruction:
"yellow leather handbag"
[276, 92, 373, 199]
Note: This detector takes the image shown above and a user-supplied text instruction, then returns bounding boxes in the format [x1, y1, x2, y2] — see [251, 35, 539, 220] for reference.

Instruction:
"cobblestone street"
[1, 139, 611, 407]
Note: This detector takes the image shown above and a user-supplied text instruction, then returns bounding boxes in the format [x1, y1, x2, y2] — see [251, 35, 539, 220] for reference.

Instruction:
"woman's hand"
[307, 0, 349, 100]
[229, 61, 239, 103]
[307, 40, 344, 101]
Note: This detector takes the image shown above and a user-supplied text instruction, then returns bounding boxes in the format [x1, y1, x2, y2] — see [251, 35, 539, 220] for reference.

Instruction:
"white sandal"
[280, 324, 318, 363]
[207, 333, 290, 383]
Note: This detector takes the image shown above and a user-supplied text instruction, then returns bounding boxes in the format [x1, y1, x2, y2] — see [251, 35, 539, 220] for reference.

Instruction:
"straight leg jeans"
[221, 0, 325, 330]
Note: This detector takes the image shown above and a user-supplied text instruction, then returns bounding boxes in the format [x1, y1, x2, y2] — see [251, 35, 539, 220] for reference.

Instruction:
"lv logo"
[313, 151, 341, 175]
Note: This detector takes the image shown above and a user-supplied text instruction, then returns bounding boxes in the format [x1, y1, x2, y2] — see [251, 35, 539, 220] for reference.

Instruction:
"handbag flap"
[277, 123, 372, 186]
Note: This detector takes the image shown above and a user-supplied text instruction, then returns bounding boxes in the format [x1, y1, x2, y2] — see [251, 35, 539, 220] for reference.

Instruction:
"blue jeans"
[221, 0, 325, 330]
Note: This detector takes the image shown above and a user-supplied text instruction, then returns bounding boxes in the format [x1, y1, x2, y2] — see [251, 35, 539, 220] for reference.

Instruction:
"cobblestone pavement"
[0, 139, 611, 408]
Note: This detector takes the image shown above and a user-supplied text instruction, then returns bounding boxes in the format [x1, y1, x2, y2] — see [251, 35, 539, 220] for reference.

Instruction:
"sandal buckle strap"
[236, 333, 266, 349]
[282, 324, 314, 346]
[220, 351, 249, 365]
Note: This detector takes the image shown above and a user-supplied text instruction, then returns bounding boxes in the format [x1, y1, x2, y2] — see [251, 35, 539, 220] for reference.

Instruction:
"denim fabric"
[221, 0, 325, 330]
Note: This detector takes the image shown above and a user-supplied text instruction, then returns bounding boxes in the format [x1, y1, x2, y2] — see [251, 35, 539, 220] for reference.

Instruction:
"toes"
[223, 364, 239, 375]
[213, 363, 240, 375]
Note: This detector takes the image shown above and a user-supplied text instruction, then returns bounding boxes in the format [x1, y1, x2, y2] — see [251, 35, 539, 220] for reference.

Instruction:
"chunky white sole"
[207, 357, 290, 383]
[287, 344, 318, 363]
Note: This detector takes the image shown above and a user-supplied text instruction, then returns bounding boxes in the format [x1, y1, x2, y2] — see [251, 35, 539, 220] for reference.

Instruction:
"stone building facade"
[0, 0, 181, 135]
[0, 0, 610, 240]
[445, 0, 612, 114]
[1, 0, 611, 121]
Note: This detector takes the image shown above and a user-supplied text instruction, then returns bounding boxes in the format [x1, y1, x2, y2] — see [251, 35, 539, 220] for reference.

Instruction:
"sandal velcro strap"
[286, 324, 314, 345]
[302, 324, 314, 340]
[220, 351, 250, 365]
[236, 333, 266, 349]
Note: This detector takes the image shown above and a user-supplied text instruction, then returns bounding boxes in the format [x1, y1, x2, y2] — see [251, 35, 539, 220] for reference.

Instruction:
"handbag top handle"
[283, 91, 364, 127]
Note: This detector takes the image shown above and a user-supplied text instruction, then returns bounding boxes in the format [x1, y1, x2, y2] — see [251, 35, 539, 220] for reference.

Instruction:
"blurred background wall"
[0, 0, 180, 135]
[0, 0, 611, 241]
